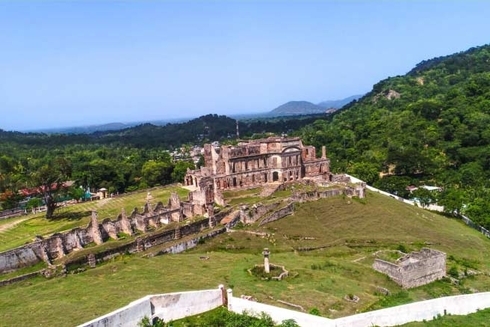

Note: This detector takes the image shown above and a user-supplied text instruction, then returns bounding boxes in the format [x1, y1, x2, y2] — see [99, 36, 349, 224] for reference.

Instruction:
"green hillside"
[1, 186, 490, 326]
[268, 101, 325, 116]
[301, 44, 490, 228]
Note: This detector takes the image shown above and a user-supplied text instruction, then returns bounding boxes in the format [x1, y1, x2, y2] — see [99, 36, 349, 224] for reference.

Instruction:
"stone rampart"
[0, 192, 205, 274]
[373, 248, 446, 288]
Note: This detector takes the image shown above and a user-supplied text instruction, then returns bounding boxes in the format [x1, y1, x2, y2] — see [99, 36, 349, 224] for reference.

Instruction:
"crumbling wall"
[259, 203, 294, 226]
[373, 248, 446, 288]
[0, 192, 206, 274]
[240, 202, 280, 224]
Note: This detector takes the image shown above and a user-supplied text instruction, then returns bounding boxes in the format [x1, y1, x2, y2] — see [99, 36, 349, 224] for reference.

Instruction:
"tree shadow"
[49, 210, 92, 221]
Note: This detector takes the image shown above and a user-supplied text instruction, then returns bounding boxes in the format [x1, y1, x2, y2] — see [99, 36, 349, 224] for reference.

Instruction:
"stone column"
[263, 248, 270, 273]
[227, 289, 233, 311]
[89, 211, 103, 245]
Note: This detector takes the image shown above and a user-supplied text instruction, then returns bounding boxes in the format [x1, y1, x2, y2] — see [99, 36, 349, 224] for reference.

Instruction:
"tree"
[348, 162, 380, 184]
[141, 160, 172, 187]
[68, 186, 85, 202]
[171, 160, 195, 183]
[411, 188, 437, 207]
[438, 187, 466, 216]
[31, 157, 72, 218]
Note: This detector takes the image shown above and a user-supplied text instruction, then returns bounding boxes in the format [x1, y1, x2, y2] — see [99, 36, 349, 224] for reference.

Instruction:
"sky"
[1, 1, 490, 131]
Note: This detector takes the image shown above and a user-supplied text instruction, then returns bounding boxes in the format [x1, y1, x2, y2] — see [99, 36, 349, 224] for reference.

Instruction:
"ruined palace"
[184, 137, 330, 193]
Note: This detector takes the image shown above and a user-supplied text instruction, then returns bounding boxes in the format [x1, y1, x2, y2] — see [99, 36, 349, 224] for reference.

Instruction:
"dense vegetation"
[140, 307, 300, 327]
[0, 114, 321, 215]
[301, 44, 490, 228]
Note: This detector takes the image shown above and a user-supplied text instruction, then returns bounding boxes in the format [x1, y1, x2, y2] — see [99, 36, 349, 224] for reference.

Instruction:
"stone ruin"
[373, 248, 446, 289]
[0, 192, 213, 274]
[184, 136, 330, 193]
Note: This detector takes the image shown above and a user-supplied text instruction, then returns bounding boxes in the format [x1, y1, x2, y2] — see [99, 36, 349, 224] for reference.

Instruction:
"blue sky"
[1, 1, 490, 131]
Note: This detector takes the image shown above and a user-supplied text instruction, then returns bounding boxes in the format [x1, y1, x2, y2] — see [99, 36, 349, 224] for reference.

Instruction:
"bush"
[448, 266, 459, 278]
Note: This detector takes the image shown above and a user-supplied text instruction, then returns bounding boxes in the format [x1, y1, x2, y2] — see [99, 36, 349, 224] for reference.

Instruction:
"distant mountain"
[317, 94, 363, 109]
[268, 95, 364, 117]
[24, 117, 191, 134]
[268, 101, 325, 116]
[28, 122, 130, 134]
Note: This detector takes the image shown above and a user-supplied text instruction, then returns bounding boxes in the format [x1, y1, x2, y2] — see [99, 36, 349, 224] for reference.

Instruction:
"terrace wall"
[79, 287, 225, 327]
[373, 248, 446, 288]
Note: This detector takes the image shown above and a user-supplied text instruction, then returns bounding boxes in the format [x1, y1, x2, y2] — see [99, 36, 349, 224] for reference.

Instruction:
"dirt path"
[0, 216, 31, 233]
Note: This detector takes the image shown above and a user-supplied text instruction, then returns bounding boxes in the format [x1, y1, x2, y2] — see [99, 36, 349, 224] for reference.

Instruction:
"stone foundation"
[373, 248, 446, 288]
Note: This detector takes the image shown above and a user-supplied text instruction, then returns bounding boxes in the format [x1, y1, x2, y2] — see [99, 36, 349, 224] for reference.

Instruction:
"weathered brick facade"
[185, 137, 330, 194]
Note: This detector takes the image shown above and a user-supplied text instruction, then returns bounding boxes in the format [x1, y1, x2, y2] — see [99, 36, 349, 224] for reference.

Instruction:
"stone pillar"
[219, 284, 227, 306]
[87, 253, 96, 268]
[263, 248, 270, 273]
[227, 289, 233, 311]
[321, 146, 327, 159]
[54, 234, 66, 258]
[120, 208, 133, 235]
[90, 211, 104, 245]
[135, 238, 145, 252]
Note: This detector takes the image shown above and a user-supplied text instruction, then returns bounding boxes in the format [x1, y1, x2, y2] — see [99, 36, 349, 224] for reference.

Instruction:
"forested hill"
[268, 101, 325, 116]
[0, 114, 323, 149]
[301, 43, 490, 228]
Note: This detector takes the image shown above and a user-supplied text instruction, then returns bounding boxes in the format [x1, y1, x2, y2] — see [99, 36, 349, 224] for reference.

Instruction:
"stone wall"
[373, 248, 446, 288]
[79, 286, 225, 327]
[259, 203, 295, 226]
[80, 287, 490, 327]
[0, 193, 206, 274]
[240, 202, 281, 224]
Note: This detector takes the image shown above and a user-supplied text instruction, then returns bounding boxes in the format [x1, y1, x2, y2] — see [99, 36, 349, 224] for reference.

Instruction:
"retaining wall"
[259, 203, 295, 226]
[79, 287, 225, 327]
[227, 289, 333, 326]
[333, 292, 490, 327]
[228, 290, 490, 327]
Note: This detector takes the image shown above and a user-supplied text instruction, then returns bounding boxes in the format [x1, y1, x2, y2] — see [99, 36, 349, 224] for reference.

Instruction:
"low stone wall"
[0, 270, 43, 287]
[227, 289, 333, 326]
[79, 286, 225, 327]
[151, 227, 226, 257]
[240, 202, 280, 224]
[151, 288, 225, 322]
[79, 296, 152, 327]
[333, 292, 490, 327]
[373, 248, 446, 289]
[228, 290, 490, 327]
[0, 208, 25, 219]
[259, 203, 295, 226]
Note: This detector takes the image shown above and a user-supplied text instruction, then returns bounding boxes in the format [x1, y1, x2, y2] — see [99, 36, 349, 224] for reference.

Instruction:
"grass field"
[1, 186, 490, 326]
